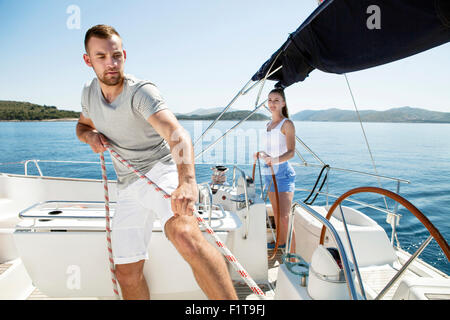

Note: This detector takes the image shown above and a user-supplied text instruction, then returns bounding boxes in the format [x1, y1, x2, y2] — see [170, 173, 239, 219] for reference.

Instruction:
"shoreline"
[0, 118, 79, 122]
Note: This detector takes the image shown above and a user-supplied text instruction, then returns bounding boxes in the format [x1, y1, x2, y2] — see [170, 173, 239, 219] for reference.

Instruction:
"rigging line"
[254, 50, 284, 108]
[343, 74, 390, 212]
[194, 99, 268, 160]
[304, 164, 329, 205]
[194, 66, 283, 148]
[193, 78, 253, 147]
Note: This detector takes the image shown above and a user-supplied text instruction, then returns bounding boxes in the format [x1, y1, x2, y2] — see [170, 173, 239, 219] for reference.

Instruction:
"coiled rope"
[101, 145, 266, 299]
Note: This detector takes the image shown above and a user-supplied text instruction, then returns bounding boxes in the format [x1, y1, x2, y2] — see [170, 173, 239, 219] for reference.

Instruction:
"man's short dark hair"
[84, 24, 121, 52]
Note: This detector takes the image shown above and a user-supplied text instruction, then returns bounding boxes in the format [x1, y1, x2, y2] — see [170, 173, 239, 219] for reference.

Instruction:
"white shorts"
[111, 161, 178, 265]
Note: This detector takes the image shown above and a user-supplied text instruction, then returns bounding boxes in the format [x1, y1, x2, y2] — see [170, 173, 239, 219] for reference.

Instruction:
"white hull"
[0, 171, 448, 300]
[0, 172, 268, 299]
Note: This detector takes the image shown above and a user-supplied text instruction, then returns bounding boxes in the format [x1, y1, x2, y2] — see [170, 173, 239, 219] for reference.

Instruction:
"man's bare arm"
[76, 113, 107, 153]
[147, 110, 195, 182]
[147, 109, 197, 215]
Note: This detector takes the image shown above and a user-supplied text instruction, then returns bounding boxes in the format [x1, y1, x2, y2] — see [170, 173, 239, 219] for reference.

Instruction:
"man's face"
[83, 35, 126, 86]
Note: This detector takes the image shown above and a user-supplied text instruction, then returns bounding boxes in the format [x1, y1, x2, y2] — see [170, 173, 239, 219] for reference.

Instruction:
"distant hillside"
[181, 107, 239, 116]
[175, 106, 450, 123]
[291, 107, 450, 123]
[175, 110, 270, 121]
[2, 101, 447, 123]
[0, 100, 79, 121]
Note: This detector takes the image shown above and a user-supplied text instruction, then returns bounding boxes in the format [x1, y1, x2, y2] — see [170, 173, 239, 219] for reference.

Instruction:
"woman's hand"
[254, 151, 268, 160]
[254, 151, 274, 165]
[264, 155, 273, 166]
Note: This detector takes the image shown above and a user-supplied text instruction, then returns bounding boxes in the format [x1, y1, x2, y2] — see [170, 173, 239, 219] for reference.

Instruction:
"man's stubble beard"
[98, 74, 124, 87]
[98, 71, 124, 86]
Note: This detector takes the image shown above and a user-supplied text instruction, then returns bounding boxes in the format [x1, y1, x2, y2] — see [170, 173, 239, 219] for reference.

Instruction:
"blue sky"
[0, 0, 449, 114]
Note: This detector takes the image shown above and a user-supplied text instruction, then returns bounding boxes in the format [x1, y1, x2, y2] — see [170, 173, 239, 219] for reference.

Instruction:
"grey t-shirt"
[81, 74, 173, 190]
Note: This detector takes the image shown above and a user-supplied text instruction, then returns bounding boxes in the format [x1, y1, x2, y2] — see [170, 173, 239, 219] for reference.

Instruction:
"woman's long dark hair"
[269, 88, 289, 118]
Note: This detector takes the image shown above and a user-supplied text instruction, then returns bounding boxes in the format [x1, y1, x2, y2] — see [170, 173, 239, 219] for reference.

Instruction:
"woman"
[255, 88, 296, 250]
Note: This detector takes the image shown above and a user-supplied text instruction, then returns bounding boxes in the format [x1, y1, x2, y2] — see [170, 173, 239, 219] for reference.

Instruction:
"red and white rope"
[104, 145, 266, 299]
[194, 214, 266, 298]
[100, 153, 120, 299]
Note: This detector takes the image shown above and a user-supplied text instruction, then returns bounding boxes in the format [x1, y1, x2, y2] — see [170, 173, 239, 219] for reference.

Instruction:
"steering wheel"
[319, 186, 450, 261]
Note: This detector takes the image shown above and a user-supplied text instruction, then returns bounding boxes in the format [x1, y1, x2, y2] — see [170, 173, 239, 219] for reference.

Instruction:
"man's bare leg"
[115, 260, 150, 300]
[165, 215, 238, 300]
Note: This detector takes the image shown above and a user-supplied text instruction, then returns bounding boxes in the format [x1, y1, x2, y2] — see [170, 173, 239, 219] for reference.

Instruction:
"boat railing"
[289, 162, 409, 247]
[198, 182, 213, 224]
[200, 162, 407, 214]
[0, 159, 113, 177]
[289, 201, 363, 300]
[196, 160, 409, 246]
[18, 200, 115, 221]
[3, 158, 408, 247]
[18, 199, 227, 225]
[231, 165, 251, 239]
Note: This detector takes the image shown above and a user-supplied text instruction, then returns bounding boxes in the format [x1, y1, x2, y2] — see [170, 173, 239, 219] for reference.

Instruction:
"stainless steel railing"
[0, 159, 113, 177]
[231, 165, 251, 239]
[288, 201, 363, 300]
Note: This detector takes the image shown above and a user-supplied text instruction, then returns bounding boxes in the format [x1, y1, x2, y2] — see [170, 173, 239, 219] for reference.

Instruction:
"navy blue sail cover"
[252, 0, 450, 88]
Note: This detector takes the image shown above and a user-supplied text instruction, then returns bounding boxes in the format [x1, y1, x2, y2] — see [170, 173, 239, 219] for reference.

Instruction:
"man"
[76, 24, 237, 300]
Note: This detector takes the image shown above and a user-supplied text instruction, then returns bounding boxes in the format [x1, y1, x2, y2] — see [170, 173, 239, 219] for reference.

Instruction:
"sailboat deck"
[234, 248, 281, 300]
[24, 248, 283, 300]
[0, 263, 13, 276]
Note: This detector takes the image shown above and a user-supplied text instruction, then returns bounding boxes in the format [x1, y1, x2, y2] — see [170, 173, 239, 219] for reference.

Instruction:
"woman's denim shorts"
[263, 161, 296, 193]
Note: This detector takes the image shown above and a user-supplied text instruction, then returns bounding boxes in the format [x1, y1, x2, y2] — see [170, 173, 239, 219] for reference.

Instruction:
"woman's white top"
[265, 118, 288, 162]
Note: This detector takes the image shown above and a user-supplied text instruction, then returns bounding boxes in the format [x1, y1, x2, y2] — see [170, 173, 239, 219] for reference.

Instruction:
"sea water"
[1, 120, 449, 275]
